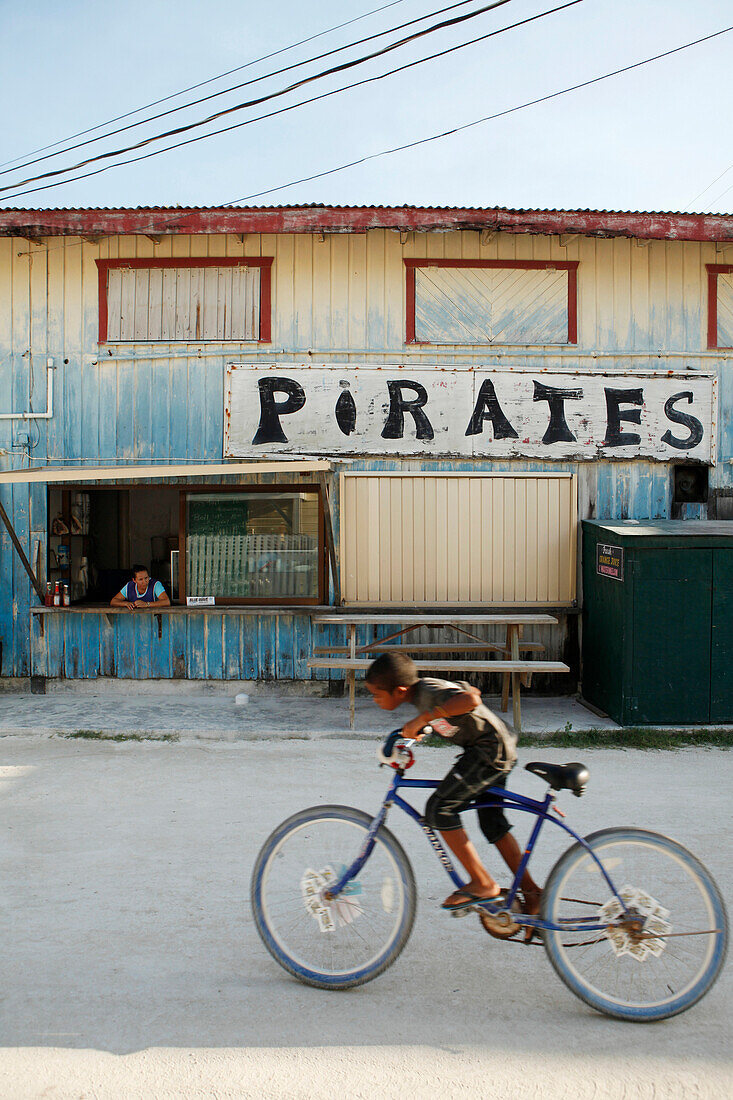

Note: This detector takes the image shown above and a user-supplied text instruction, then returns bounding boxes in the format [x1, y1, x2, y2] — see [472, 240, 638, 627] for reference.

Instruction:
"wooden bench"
[309, 614, 568, 732]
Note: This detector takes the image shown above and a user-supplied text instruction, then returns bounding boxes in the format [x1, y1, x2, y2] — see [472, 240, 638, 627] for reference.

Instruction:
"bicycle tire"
[542, 827, 728, 1022]
[251, 804, 417, 990]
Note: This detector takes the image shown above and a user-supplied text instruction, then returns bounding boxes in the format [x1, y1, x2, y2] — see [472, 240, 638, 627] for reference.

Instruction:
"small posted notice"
[596, 543, 624, 582]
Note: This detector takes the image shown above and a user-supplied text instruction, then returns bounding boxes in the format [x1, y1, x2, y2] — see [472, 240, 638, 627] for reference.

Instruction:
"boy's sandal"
[442, 888, 506, 911]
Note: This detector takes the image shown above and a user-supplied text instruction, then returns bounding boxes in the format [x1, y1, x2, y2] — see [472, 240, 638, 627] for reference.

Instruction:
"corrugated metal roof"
[0, 202, 730, 215]
[0, 204, 731, 241]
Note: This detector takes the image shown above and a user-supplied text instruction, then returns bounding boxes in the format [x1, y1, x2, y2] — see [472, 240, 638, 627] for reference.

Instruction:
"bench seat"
[307, 658, 569, 673]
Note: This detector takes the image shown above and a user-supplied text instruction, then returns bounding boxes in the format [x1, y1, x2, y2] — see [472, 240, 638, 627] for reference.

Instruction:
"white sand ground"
[0, 736, 730, 1099]
[0, 682, 620, 738]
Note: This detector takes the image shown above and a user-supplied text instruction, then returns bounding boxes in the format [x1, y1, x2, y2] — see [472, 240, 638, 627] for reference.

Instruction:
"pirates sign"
[224, 364, 716, 463]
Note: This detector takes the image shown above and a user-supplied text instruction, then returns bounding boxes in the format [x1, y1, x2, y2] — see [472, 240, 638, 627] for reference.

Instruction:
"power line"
[222, 24, 733, 204]
[0, 0, 496, 180]
[705, 178, 733, 210]
[0, 0, 530, 195]
[0, 0, 413, 172]
[686, 161, 733, 210]
[0, 0, 575, 201]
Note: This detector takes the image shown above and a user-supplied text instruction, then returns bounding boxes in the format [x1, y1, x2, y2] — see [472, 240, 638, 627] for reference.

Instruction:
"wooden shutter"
[340, 472, 576, 606]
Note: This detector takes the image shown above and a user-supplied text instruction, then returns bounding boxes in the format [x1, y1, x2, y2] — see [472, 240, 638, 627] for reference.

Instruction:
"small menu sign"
[596, 543, 624, 581]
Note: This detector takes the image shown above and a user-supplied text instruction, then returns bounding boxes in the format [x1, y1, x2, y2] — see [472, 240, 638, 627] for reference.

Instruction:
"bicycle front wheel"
[251, 805, 416, 990]
[542, 828, 728, 1022]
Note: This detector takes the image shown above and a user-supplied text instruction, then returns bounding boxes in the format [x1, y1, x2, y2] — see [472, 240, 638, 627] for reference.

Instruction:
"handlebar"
[378, 728, 432, 769]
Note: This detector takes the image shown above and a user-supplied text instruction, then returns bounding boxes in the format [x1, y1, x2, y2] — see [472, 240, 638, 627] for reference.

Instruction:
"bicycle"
[251, 731, 728, 1022]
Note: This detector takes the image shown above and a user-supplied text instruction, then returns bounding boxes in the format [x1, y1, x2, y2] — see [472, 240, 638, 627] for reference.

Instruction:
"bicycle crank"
[478, 897, 523, 940]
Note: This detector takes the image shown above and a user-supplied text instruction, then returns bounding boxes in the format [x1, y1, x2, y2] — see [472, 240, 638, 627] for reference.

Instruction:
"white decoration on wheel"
[381, 876, 395, 914]
[598, 884, 672, 960]
[301, 866, 364, 932]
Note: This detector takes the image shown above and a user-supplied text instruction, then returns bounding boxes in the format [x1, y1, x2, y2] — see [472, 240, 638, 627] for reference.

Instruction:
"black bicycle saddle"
[524, 761, 589, 797]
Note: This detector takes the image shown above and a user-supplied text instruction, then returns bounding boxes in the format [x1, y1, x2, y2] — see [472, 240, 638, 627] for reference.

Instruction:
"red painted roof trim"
[1, 205, 732, 242]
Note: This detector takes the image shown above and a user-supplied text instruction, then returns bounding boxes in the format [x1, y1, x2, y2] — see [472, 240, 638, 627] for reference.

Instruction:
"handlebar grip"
[382, 730, 403, 758]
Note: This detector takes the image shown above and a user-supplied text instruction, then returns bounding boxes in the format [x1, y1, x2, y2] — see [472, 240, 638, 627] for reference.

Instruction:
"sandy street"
[0, 736, 731, 1099]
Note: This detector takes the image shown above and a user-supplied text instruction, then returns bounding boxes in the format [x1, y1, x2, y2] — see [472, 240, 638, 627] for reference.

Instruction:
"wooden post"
[318, 472, 340, 604]
[501, 625, 511, 714]
[0, 500, 45, 603]
[509, 624, 522, 733]
[348, 622, 356, 730]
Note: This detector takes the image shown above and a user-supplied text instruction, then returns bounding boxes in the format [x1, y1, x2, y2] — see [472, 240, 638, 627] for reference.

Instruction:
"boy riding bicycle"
[365, 652, 541, 923]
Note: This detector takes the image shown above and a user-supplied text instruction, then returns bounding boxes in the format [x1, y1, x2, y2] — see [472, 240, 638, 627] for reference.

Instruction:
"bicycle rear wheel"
[542, 828, 728, 1021]
[251, 805, 416, 990]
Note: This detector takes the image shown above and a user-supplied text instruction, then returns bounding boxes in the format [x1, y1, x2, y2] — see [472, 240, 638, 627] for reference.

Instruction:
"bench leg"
[348, 623, 356, 730]
[501, 672, 510, 713]
[500, 624, 511, 713]
[348, 670, 355, 730]
[509, 625, 522, 733]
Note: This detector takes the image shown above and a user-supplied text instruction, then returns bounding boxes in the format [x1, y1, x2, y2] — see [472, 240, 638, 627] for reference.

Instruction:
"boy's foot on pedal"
[442, 883, 503, 911]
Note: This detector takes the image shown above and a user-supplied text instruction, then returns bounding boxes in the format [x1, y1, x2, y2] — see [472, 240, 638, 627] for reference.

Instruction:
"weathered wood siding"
[1, 228, 731, 678]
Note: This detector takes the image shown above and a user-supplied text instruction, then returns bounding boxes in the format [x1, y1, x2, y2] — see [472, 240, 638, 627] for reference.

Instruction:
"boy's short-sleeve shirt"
[410, 677, 517, 770]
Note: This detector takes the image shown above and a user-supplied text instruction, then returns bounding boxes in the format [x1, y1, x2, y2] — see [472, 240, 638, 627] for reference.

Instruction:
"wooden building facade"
[0, 204, 731, 686]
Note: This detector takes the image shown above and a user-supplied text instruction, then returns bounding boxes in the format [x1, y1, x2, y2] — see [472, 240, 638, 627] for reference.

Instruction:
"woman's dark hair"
[365, 653, 419, 691]
[131, 564, 149, 577]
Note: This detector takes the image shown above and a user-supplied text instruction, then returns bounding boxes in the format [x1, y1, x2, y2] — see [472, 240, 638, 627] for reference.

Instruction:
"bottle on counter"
[62, 583, 70, 607]
[45, 581, 53, 607]
[53, 580, 61, 607]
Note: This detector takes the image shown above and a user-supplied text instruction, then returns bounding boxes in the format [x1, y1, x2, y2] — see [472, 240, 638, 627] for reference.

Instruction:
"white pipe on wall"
[90, 348, 731, 365]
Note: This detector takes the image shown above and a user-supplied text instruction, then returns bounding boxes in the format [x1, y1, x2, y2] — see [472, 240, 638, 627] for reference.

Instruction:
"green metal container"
[582, 520, 733, 726]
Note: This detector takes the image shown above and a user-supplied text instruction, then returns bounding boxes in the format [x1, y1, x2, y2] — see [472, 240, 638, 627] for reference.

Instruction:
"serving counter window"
[46, 483, 325, 608]
[182, 488, 324, 604]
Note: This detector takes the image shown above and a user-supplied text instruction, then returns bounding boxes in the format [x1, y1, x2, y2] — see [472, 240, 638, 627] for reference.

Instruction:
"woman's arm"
[110, 591, 134, 610]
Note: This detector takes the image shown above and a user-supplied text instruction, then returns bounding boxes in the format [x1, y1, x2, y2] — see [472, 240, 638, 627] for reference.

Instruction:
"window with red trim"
[706, 264, 733, 349]
[405, 259, 578, 345]
[96, 257, 273, 343]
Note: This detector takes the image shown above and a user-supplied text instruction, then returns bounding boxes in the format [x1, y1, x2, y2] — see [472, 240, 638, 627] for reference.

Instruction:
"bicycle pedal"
[449, 905, 476, 918]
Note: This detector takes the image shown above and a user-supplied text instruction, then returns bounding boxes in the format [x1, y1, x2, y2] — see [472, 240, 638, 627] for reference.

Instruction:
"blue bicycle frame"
[330, 765, 629, 935]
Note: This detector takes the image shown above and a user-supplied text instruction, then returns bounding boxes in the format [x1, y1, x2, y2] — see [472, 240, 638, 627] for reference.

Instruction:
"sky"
[0, 0, 731, 213]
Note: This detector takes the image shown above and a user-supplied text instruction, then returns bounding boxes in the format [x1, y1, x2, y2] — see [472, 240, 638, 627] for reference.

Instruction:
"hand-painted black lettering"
[661, 391, 704, 450]
[533, 381, 584, 444]
[603, 387, 643, 447]
[465, 379, 518, 439]
[381, 380, 434, 441]
[335, 389, 357, 436]
[252, 377, 306, 444]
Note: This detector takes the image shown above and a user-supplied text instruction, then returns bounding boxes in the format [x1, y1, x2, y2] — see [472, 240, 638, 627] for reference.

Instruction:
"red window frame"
[404, 258, 579, 345]
[706, 264, 733, 349]
[96, 256, 273, 344]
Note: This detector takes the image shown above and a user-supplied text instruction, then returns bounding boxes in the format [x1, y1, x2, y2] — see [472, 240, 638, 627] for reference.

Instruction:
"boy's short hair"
[365, 653, 419, 691]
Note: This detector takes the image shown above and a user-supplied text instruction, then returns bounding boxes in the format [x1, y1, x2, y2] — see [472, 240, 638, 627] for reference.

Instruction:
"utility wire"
[223, 24, 733, 204]
[0, 0, 503, 179]
[0, 0, 574, 200]
[0, 0, 519, 194]
[704, 178, 733, 209]
[686, 162, 733, 210]
[0, 0, 412, 171]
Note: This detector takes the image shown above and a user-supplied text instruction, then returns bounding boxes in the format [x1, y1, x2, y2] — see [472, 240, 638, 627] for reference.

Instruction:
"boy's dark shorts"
[424, 745, 513, 843]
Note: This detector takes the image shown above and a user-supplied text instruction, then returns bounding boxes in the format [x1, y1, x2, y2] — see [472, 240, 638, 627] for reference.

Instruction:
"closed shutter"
[415, 265, 570, 344]
[105, 264, 261, 341]
[717, 272, 733, 347]
[340, 473, 576, 606]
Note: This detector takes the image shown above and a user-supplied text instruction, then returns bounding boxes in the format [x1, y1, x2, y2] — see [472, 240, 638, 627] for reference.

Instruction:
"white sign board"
[224, 365, 716, 463]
